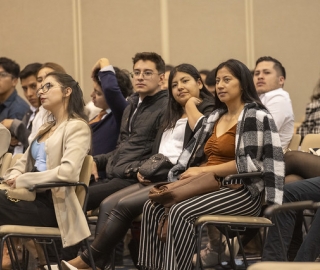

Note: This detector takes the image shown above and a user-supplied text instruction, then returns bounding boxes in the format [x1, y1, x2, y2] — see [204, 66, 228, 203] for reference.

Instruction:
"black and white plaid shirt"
[168, 103, 284, 205]
[296, 100, 320, 139]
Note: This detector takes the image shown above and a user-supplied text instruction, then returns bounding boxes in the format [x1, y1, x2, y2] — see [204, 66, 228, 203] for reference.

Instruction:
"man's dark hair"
[93, 69, 100, 85]
[114, 67, 133, 98]
[93, 67, 133, 98]
[199, 69, 210, 76]
[165, 65, 174, 72]
[255, 56, 286, 79]
[205, 68, 217, 87]
[0, 57, 20, 78]
[19, 63, 42, 80]
[132, 52, 165, 74]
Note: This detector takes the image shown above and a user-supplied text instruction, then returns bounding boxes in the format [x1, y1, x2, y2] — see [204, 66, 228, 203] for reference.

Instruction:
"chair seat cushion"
[0, 225, 60, 236]
[248, 262, 320, 270]
[195, 215, 272, 226]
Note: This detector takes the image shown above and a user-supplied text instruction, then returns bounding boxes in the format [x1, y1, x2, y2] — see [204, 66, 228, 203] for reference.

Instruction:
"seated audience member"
[137, 59, 284, 270]
[263, 150, 320, 261]
[199, 69, 210, 84]
[86, 52, 168, 211]
[205, 68, 217, 95]
[296, 78, 320, 139]
[28, 62, 66, 144]
[161, 64, 174, 90]
[89, 58, 133, 156]
[61, 63, 215, 269]
[195, 56, 292, 266]
[0, 57, 29, 122]
[196, 58, 291, 266]
[1, 63, 42, 154]
[0, 123, 11, 172]
[1, 71, 91, 266]
[253, 56, 294, 151]
[0, 57, 29, 152]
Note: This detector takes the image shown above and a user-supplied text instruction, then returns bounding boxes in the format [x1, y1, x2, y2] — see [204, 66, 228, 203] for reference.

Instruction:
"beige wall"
[1, 0, 319, 121]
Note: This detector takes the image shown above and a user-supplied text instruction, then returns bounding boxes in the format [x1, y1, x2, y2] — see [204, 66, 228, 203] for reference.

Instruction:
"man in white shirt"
[254, 56, 294, 150]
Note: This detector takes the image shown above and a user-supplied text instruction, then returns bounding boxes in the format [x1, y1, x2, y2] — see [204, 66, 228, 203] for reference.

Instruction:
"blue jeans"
[262, 177, 320, 261]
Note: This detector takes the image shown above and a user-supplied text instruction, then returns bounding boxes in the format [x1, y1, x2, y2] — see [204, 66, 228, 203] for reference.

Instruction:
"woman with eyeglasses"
[1, 72, 91, 251]
[27, 62, 66, 144]
[61, 63, 215, 270]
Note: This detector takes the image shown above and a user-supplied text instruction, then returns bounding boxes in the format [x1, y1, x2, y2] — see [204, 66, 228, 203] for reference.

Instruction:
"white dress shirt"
[158, 118, 188, 164]
[259, 88, 294, 150]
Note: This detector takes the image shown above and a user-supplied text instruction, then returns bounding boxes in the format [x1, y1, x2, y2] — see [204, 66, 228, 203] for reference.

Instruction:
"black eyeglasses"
[36, 82, 62, 97]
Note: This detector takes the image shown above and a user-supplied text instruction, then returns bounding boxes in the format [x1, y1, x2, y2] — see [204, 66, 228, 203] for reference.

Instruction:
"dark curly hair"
[0, 57, 20, 78]
[132, 52, 165, 74]
[93, 67, 133, 98]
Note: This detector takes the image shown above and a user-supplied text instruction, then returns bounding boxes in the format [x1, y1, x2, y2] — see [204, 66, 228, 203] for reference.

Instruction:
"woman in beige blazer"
[2, 72, 91, 247]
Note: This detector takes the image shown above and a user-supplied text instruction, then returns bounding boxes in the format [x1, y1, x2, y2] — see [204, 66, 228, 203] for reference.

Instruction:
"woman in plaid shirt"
[297, 78, 320, 139]
[138, 59, 284, 270]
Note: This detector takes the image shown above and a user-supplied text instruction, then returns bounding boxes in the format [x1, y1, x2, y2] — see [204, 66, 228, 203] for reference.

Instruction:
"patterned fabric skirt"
[138, 185, 262, 270]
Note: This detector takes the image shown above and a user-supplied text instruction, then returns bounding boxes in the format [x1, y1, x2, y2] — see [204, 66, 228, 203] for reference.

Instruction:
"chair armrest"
[264, 200, 315, 217]
[28, 182, 87, 191]
[223, 172, 263, 184]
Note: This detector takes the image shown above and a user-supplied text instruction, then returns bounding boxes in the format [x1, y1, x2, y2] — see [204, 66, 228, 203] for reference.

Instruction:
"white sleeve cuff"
[99, 65, 115, 73]
[193, 116, 204, 130]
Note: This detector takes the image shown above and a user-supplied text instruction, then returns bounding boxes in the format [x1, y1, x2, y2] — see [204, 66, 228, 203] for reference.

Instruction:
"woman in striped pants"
[138, 59, 285, 270]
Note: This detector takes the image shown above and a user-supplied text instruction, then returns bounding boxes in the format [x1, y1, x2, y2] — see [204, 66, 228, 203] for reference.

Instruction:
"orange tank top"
[204, 123, 236, 166]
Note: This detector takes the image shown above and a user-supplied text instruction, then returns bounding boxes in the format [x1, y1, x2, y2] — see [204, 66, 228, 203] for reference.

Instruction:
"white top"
[158, 118, 188, 164]
[259, 88, 294, 150]
[86, 101, 101, 121]
[100, 65, 115, 73]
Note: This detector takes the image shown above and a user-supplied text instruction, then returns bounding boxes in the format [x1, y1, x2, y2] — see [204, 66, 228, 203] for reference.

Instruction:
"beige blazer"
[0, 123, 11, 168]
[4, 118, 91, 247]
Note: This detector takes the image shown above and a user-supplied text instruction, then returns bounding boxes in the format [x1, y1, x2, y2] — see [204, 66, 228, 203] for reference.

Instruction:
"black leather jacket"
[94, 90, 168, 179]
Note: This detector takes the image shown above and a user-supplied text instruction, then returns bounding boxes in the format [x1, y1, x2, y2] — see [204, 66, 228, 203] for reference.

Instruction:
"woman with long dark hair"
[138, 59, 284, 270]
[62, 63, 215, 269]
[1, 72, 91, 247]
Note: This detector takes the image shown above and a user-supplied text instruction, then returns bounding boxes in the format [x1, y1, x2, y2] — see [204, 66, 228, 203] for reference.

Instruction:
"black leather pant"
[81, 183, 154, 265]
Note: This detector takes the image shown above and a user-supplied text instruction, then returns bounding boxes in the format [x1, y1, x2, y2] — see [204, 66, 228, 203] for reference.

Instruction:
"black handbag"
[139, 154, 174, 182]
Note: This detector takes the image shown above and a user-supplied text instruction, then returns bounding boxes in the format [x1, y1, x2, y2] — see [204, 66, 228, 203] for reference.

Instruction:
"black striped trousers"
[138, 186, 262, 270]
